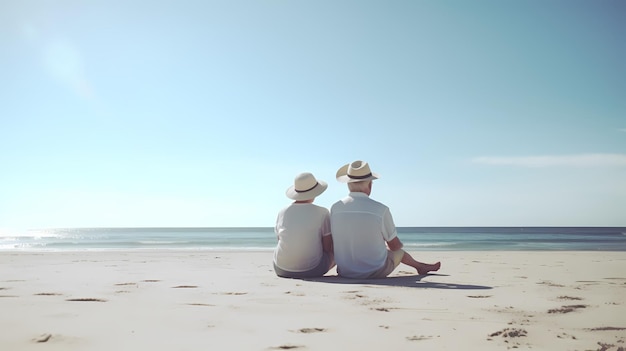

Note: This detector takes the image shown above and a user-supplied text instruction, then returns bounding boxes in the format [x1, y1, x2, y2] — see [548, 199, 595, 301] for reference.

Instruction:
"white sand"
[1, 251, 624, 350]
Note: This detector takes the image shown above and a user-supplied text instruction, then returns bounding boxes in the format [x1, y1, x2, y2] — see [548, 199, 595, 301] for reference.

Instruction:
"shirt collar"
[349, 192, 369, 198]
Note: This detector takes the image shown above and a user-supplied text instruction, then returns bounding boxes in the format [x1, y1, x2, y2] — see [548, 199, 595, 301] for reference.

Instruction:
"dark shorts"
[273, 251, 335, 278]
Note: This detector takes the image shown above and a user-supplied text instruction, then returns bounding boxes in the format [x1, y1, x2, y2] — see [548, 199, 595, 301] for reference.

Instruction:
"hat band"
[348, 172, 372, 180]
[295, 182, 318, 193]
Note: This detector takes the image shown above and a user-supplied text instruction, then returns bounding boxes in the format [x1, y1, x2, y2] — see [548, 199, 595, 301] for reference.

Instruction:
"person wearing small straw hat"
[273, 172, 335, 278]
[330, 160, 441, 279]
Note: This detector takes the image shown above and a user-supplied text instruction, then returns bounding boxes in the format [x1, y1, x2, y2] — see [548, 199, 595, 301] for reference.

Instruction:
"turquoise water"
[2, 227, 625, 251]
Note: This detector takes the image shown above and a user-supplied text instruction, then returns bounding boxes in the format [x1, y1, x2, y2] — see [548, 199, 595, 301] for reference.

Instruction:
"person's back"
[274, 202, 329, 272]
[272, 172, 335, 278]
[330, 160, 441, 279]
[330, 193, 396, 278]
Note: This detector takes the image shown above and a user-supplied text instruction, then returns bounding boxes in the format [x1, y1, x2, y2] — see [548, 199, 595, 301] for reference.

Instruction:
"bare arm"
[386, 237, 404, 251]
[322, 235, 333, 253]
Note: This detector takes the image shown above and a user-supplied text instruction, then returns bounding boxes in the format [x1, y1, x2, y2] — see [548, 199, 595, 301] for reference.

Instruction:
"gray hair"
[347, 180, 371, 192]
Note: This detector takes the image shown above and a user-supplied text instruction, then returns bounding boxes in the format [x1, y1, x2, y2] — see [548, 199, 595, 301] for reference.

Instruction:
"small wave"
[404, 242, 456, 248]
[136, 241, 191, 245]
[0, 242, 48, 250]
[13, 230, 65, 239]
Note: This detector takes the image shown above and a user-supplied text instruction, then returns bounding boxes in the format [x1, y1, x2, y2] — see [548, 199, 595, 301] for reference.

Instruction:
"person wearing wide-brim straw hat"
[335, 160, 380, 183]
[273, 172, 335, 278]
[330, 160, 441, 279]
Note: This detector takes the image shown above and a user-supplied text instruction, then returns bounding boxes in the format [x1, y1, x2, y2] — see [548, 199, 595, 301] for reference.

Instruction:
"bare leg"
[401, 252, 441, 275]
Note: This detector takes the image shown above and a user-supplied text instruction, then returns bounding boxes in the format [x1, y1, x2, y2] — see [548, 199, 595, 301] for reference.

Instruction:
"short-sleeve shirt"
[273, 203, 331, 272]
[330, 192, 398, 278]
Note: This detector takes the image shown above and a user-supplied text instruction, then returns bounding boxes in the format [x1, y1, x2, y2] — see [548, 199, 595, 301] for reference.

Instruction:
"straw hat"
[285, 172, 328, 200]
[336, 160, 380, 183]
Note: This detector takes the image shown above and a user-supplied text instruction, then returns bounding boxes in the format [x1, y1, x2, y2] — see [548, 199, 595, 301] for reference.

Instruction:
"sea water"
[1, 227, 625, 251]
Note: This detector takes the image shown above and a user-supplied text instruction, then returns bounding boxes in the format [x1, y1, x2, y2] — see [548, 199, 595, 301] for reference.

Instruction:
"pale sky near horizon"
[1, 0, 625, 230]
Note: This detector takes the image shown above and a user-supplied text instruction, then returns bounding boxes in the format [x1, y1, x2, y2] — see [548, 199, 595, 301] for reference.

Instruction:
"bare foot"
[417, 262, 441, 275]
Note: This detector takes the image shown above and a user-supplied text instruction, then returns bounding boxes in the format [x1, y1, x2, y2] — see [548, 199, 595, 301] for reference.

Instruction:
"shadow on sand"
[302, 274, 492, 290]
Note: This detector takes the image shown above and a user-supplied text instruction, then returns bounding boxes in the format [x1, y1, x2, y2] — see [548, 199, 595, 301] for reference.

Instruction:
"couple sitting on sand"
[273, 160, 441, 279]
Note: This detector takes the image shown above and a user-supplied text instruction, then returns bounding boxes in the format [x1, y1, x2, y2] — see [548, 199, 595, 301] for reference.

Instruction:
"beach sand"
[0, 251, 624, 350]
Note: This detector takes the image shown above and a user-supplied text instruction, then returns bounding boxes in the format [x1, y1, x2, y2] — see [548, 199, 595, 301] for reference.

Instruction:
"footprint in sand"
[0, 287, 18, 298]
[217, 292, 247, 295]
[488, 328, 528, 339]
[585, 327, 626, 331]
[537, 281, 565, 287]
[33, 334, 52, 343]
[34, 293, 63, 296]
[406, 335, 433, 341]
[341, 291, 366, 300]
[268, 345, 304, 350]
[557, 295, 583, 301]
[596, 342, 618, 351]
[547, 305, 587, 314]
[372, 307, 391, 312]
[293, 328, 326, 334]
[557, 332, 578, 340]
[32, 333, 82, 344]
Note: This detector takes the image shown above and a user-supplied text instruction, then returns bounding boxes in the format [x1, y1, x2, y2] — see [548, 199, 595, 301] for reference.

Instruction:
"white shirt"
[330, 192, 398, 278]
[273, 203, 331, 272]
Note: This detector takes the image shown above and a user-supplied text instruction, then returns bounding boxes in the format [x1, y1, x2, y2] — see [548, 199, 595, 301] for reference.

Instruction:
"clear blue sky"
[1, 1, 625, 230]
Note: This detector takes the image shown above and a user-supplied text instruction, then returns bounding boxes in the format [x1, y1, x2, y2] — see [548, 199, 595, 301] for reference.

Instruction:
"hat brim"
[335, 163, 380, 183]
[285, 180, 328, 200]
